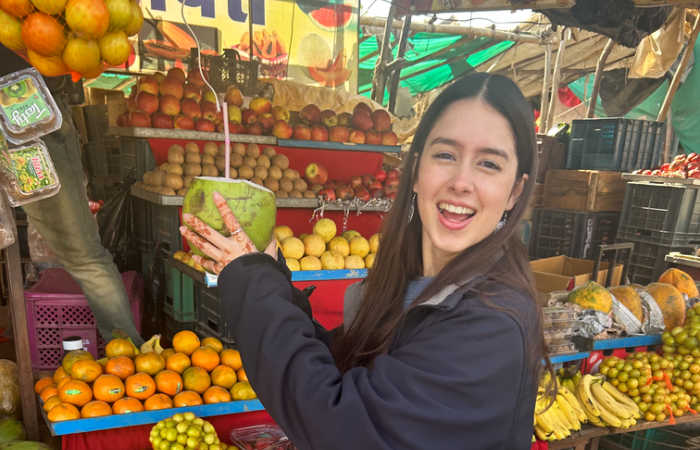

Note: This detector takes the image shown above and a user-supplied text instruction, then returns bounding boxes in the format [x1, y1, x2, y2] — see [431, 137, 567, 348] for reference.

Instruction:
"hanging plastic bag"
[610, 293, 643, 335]
[0, 193, 16, 250]
[27, 221, 57, 264]
[96, 179, 133, 271]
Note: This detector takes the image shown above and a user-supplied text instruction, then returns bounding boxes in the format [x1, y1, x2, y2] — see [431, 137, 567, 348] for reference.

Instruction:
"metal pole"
[371, 5, 395, 104]
[539, 43, 552, 132]
[586, 38, 615, 118]
[388, 14, 412, 113]
[546, 28, 570, 133]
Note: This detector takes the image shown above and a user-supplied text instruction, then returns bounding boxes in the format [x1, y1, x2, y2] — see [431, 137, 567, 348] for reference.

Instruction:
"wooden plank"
[6, 240, 39, 440]
[543, 170, 626, 212]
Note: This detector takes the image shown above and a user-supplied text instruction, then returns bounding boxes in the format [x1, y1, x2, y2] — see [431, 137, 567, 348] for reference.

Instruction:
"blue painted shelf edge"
[205, 269, 367, 287]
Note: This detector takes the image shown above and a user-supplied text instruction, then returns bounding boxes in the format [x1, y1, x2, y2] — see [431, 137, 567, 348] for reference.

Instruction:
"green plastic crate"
[164, 265, 196, 322]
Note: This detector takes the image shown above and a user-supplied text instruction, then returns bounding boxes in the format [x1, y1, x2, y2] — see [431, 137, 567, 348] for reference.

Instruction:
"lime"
[177, 434, 188, 444]
[187, 427, 201, 438]
[173, 413, 184, 423]
[187, 437, 198, 448]
[183, 412, 195, 421]
[166, 428, 178, 442]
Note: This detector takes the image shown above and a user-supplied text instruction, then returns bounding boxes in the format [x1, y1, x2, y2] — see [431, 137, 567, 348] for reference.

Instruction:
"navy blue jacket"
[219, 253, 539, 449]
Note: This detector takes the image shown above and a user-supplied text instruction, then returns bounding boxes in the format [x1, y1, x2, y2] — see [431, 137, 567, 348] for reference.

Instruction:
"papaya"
[566, 281, 613, 313]
[609, 285, 644, 323]
[658, 268, 699, 298]
[646, 282, 686, 330]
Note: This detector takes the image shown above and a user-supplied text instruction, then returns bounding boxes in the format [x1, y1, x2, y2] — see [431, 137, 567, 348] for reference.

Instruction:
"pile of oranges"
[36, 331, 257, 422]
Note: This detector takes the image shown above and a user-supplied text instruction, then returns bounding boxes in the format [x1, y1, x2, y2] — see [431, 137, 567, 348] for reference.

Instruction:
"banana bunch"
[534, 385, 587, 441]
[557, 369, 582, 394]
[140, 334, 164, 354]
[576, 374, 640, 429]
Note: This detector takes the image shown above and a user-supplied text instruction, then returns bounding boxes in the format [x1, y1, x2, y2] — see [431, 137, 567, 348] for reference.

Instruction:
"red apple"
[201, 101, 218, 122]
[329, 126, 350, 143]
[136, 92, 158, 114]
[371, 188, 384, 199]
[159, 94, 181, 116]
[293, 124, 311, 140]
[174, 114, 195, 130]
[160, 78, 184, 100]
[225, 86, 243, 106]
[337, 112, 352, 127]
[230, 123, 247, 134]
[247, 123, 264, 135]
[138, 75, 159, 96]
[128, 111, 151, 127]
[349, 130, 366, 144]
[311, 125, 329, 141]
[381, 131, 398, 146]
[387, 168, 400, 180]
[250, 97, 272, 115]
[272, 120, 293, 139]
[151, 112, 173, 129]
[374, 169, 387, 182]
[183, 84, 202, 102]
[127, 90, 138, 112]
[195, 119, 215, 132]
[152, 72, 165, 85]
[259, 112, 275, 131]
[355, 187, 370, 202]
[319, 188, 336, 201]
[385, 178, 400, 191]
[372, 109, 392, 132]
[352, 111, 373, 131]
[166, 67, 186, 84]
[300, 104, 321, 124]
[181, 98, 202, 120]
[366, 130, 382, 145]
[305, 163, 329, 185]
[242, 109, 257, 125]
[336, 185, 354, 200]
[187, 69, 205, 88]
[368, 180, 383, 191]
[362, 174, 374, 187]
[320, 109, 337, 128]
[353, 102, 372, 117]
[272, 105, 289, 122]
[350, 176, 363, 189]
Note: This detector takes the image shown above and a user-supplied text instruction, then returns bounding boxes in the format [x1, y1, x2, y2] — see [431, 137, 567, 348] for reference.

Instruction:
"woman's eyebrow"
[479, 148, 510, 160]
[428, 137, 461, 148]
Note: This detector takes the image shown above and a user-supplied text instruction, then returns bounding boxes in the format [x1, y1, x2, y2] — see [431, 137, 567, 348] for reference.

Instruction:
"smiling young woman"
[181, 73, 553, 449]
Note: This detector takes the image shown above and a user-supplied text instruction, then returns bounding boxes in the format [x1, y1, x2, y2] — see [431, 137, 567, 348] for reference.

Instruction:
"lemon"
[303, 234, 326, 257]
[286, 258, 300, 271]
[273, 225, 294, 242]
[281, 237, 304, 259]
[365, 253, 376, 269]
[349, 236, 370, 258]
[328, 236, 350, 257]
[313, 218, 337, 243]
[369, 233, 380, 254]
[345, 255, 365, 270]
[300, 255, 322, 271]
[321, 251, 345, 270]
[342, 230, 361, 241]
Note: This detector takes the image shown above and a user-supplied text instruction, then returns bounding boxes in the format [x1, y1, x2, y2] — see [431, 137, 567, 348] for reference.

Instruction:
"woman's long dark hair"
[332, 73, 553, 385]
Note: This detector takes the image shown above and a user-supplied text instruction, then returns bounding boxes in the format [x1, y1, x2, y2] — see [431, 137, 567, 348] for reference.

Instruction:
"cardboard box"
[543, 170, 626, 212]
[530, 255, 624, 294]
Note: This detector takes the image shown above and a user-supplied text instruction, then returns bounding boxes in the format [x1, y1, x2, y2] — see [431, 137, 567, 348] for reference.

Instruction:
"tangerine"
[191, 346, 220, 372]
[125, 372, 156, 400]
[182, 367, 211, 394]
[210, 365, 237, 389]
[172, 330, 200, 355]
[34, 376, 54, 394]
[92, 374, 125, 403]
[105, 338, 135, 358]
[105, 356, 135, 380]
[165, 352, 191, 374]
[155, 370, 183, 397]
[81, 400, 112, 418]
[57, 377, 71, 389]
[173, 391, 202, 407]
[39, 385, 58, 402]
[61, 349, 93, 376]
[230, 381, 256, 400]
[43, 395, 62, 412]
[237, 368, 248, 383]
[58, 379, 92, 407]
[220, 349, 242, 370]
[134, 352, 165, 376]
[47, 403, 80, 422]
[53, 366, 69, 384]
[71, 359, 103, 383]
[160, 348, 175, 360]
[144, 393, 173, 411]
[112, 397, 143, 414]
[201, 337, 223, 353]
[203, 386, 231, 404]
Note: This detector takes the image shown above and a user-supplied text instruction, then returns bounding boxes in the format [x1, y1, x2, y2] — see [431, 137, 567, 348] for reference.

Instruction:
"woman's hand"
[179, 191, 277, 274]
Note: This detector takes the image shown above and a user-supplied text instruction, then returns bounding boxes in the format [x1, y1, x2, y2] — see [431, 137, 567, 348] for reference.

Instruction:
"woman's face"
[413, 98, 525, 276]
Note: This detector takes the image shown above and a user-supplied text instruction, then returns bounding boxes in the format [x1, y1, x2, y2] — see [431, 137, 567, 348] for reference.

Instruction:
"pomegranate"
[122, 0, 142, 36]
[98, 30, 130, 65]
[0, 0, 33, 18]
[0, 8, 24, 52]
[27, 49, 68, 76]
[21, 12, 66, 56]
[62, 37, 100, 74]
[105, 0, 131, 30]
[29, 0, 66, 15]
[65, 0, 108, 39]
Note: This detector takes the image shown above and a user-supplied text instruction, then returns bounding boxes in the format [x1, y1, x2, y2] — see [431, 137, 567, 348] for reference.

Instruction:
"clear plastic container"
[0, 139, 61, 206]
[230, 425, 294, 450]
[0, 68, 61, 145]
[543, 306, 579, 329]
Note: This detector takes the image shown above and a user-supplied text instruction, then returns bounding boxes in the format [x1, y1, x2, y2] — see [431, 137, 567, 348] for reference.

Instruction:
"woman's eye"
[433, 152, 455, 161]
[480, 160, 502, 171]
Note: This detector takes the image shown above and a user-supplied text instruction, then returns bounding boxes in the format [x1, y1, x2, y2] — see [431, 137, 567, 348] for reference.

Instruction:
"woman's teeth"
[438, 202, 474, 215]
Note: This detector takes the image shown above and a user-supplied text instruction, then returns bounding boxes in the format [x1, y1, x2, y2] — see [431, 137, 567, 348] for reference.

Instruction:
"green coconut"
[0, 418, 25, 444]
[182, 177, 276, 255]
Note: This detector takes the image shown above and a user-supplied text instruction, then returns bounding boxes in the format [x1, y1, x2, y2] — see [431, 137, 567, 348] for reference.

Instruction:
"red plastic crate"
[24, 268, 143, 370]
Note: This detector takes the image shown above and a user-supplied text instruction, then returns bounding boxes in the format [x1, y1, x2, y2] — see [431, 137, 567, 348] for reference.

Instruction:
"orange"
[34, 377, 54, 394]
[105, 356, 135, 380]
[230, 381, 256, 400]
[210, 365, 237, 389]
[182, 367, 211, 394]
[166, 352, 191, 374]
[134, 352, 165, 376]
[125, 373, 156, 400]
[155, 370, 183, 397]
[43, 396, 62, 412]
[203, 386, 231, 404]
[160, 348, 175, 360]
[57, 376, 72, 389]
[191, 346, 220, 372]
[105, 338, 135, 358]
[172, 330, 200, 355]
[220, 349, 242, 370]
[62, 350, 93, 376]
[144, 393, 173, 411]
[53, 366, 69, 384]
[112, 397, 143, 414]
[81, 400, 112, 418]
[71, 359, 103, 383]
[93, 374, 125, 403]
[173, 391, 202, 407]
[58, 379, 92, 407]
[47, 403, 80, 422]
[40, 386, 59, 402]
[201, 337, 223, 353]
[237, 368, 248, 383]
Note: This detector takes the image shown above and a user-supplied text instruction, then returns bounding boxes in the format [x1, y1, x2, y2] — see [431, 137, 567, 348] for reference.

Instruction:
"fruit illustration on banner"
[297, 0, 354, 31]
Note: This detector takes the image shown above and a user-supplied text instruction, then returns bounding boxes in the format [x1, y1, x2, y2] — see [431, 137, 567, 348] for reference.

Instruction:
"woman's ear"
[506, 174, 528, 210]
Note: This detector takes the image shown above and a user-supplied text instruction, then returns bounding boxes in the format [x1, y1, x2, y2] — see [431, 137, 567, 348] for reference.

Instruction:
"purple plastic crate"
[24, 268, 143, 370]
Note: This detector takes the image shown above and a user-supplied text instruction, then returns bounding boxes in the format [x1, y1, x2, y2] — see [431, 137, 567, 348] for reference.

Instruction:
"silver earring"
[495, 211, 509, 230]
[408, 192, 417, 222]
